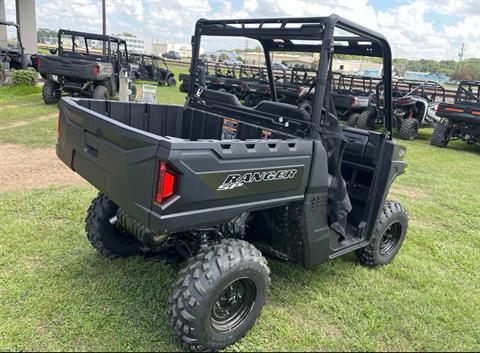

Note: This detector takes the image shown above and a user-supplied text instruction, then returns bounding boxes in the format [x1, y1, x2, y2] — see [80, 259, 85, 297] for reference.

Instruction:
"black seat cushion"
[201, 88, 242, 106]
[254, 100, 311, 121]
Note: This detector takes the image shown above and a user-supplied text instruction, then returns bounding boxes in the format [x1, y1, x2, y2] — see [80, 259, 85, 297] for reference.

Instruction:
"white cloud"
[3, 0, 474, 60]
[244, 0, 258, 12]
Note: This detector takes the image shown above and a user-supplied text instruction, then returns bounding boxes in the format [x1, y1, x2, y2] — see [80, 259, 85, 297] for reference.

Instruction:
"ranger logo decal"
[217, 169, 298, 191]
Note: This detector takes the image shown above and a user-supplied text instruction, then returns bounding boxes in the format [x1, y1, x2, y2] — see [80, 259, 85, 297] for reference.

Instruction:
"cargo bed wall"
[78, 100, 293, 141]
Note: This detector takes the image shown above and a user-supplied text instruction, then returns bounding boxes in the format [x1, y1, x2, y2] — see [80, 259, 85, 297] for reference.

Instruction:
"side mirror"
[49, 48, 58, 55]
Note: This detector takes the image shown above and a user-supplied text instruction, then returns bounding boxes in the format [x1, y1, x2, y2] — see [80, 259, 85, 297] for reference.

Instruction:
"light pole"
[102, 0, 106, 55]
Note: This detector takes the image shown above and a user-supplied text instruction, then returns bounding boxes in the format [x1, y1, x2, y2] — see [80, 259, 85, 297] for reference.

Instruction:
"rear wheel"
[430, 122, 451, 147]
[348, 112, 360, 127]
[398, 118, 419, 140]
[356, 201, 408, 267]
[85, 194, 141, 258]
[169, 239, 270, 352]
[92, 85, 109, 100]
[167, 77, 176, 87]
[355, 109, 375, 130]
[42, 80, 61, 104]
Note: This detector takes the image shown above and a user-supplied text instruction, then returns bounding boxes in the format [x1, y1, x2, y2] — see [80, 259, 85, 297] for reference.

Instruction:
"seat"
[254, 100, 311, 121]
[201, 88, 242, 106]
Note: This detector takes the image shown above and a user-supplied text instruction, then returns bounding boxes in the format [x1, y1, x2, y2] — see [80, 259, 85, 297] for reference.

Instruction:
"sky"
[4, 0, 480, 60]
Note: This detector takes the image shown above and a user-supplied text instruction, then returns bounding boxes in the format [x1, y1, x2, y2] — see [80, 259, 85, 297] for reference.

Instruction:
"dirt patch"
[0, 114, 56, 130]
[390, 184, 429, 199]
[0, 144, 86, 192]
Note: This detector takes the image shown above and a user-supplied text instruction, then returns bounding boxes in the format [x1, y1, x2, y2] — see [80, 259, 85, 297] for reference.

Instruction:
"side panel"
[38, 55, 113, 80]
[149, 139, 313, 233]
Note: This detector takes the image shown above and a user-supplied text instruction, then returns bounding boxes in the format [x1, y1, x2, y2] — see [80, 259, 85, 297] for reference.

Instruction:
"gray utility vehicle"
[431, 80, 480, 147]
[128, 53, 176, 86]
[0, 21, 32, 70]
[392, 80, 445, 140]
[332, 74, 376, 123]
[56, 15, 408, 351]
[37, 30, 135, 104]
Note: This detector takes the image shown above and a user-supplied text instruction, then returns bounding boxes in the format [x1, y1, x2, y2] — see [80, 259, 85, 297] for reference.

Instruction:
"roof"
[58, 29, 126, 44]
[195, 14, 390, 58]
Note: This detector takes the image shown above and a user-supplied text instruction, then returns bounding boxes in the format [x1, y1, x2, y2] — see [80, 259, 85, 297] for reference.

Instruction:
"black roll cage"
[393, 79, 446, 102]
[57, 29, 128, 63]
[129, 53, 169, 70]
[455, 80, 480, 105]
[0, 21, 24, 51]
[188, 14, 393, 139]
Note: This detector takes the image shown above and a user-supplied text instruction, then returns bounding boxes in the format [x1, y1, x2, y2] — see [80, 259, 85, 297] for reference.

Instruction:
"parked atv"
[129, 53, 176, 86]
[37, 30, 136, 104]
[333, 74, 376, 123]
[56, 15, 408, 351]
[431, 80, 480, 147]
[0, 21, 33, 72]
[392, 80, 445, 140]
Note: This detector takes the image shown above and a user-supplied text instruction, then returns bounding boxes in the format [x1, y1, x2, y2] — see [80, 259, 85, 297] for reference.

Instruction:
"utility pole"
[102, 0, 106, 55]
[454, 42, 465, 83]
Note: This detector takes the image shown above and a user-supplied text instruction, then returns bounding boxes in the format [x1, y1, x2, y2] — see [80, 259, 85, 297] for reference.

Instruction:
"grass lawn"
[0, 80, 479, 351]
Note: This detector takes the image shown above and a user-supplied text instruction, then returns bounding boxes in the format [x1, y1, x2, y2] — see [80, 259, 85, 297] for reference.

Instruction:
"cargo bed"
[57, 97, 316, 235]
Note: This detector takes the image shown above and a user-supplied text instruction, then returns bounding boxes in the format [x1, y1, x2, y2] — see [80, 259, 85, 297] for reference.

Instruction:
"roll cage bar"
[57, 29, 128, 62]
[129, 53, 169, 69]
[455, 80, 480, 105]
[189, 14, 393, 139]
[0, 21, 24, 51]
[394, 79, 446, 102]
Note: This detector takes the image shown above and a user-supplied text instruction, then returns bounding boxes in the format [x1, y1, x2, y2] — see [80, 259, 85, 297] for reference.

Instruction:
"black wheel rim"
[379, 222, 402, 256]
[211, 278, 256, 333]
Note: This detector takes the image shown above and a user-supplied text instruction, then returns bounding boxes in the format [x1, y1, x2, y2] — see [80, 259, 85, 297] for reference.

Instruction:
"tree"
[37, 28, 57, 41]
[218, 52, 229, 62]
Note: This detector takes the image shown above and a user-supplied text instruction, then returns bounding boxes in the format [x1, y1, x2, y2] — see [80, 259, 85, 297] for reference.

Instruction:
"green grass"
[0, 85, 57, 126]
[136, 65, 188, 105]
[0, 81, 479, 351]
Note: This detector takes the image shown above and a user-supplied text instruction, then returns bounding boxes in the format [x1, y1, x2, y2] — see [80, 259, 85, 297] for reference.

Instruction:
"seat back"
[254, 100, 311, 121]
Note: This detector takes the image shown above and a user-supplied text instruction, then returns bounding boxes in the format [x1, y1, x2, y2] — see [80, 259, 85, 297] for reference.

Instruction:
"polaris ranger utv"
[56, 15, 408, 351]
[431, 80, 480, 147]
[129, 53, 176, 86]
[37, 30, 135, 104]
[332, 74, 376, 123]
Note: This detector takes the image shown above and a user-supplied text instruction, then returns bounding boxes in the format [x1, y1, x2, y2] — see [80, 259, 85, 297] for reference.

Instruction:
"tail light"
[445, 107, 464, 113]
[93, 65, 100, 77]
[350, 97, 356, 106]
[36, 57, 40, 69]
[155, 162, 178, 204]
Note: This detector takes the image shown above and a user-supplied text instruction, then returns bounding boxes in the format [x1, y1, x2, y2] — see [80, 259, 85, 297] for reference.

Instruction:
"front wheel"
[42, 80, 61, 104]
[398, 118, 419, 140]
[92, 85, 109, 100]
[356, 201, 408, 267]
[169, 239, 270, 352]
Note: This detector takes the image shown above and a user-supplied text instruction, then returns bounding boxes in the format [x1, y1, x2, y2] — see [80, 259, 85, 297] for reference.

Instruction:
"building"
[147, 40, 202, 58]
[403, 71, 449, 83]
[239, 51, 315, 68]
[331, 58, 383, 76]
[117, 34, 145, 53]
